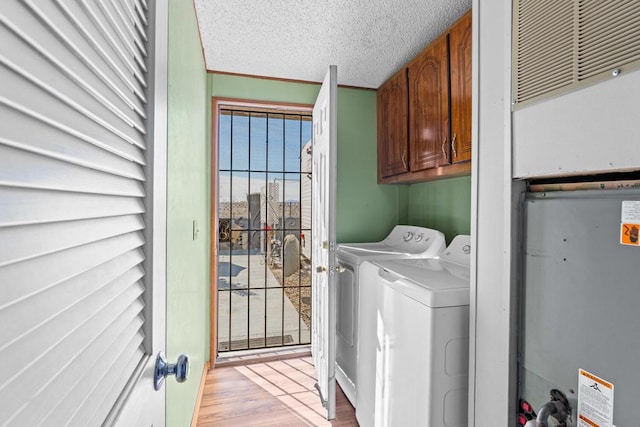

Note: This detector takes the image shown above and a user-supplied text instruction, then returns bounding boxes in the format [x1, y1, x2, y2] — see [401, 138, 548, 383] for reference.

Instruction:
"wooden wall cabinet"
[449, 10, 472, 163]
[377, 68, 409, 179]
[377, 10, 472, 184]
[409, 34, 450, 172]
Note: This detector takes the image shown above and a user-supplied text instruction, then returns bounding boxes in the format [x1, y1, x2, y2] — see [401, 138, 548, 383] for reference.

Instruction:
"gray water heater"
[518, 188, 640, 426]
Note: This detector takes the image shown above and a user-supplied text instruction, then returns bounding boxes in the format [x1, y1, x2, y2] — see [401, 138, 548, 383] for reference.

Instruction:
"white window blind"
[0, 0, 152, 425]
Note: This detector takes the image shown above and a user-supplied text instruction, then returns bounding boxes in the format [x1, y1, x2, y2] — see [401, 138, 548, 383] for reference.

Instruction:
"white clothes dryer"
[355, 235, 471, 427]
[335, 225, 446, 406]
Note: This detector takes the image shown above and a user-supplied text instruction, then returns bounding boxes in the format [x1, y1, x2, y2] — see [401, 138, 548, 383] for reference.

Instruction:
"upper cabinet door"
[377, 68, 409, 179]
[409, 34, 451, 171]
[449, 11, 472, 163]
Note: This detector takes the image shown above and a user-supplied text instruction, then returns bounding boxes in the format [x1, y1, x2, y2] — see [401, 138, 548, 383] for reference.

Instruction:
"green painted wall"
[336, 87, 408, 242]
[406, 176, 472, 243]
[167, 1, 209, 426]
[208, 74, 406, 242]
[209, 73, 320, 104]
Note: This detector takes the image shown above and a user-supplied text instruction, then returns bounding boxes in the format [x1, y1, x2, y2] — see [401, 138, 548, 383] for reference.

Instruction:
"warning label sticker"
[621, 223, 639, 246]
[578, 369, 614, 427]
[621, 201, 640, 224]
[620, 202, 640, 246]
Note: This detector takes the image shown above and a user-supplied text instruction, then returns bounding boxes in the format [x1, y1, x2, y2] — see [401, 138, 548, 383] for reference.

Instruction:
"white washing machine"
[355, 235, 471, 427]
[335, 225, 446, 407]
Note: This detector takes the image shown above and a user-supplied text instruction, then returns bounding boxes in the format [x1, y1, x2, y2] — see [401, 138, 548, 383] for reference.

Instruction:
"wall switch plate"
[192, 220, 199, 240]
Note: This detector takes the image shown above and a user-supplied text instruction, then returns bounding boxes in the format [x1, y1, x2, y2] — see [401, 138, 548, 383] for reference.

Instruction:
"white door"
[311, 65, 338, 420]
[0, 1, 168, 425]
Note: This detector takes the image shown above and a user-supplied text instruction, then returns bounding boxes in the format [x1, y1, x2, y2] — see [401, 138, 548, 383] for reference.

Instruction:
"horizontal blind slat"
[133, 0, 148, 26]
[116, 0, 147, 43]
[0, 66, 145, 164]
[76, 0, 147, 77]
[0, 1, 147, 116]
[97, 0, 148, 62]
[0, 24, 146, 136]
[70, 330, 146, 425]
[0, 265, 144, 369]
[51, 335, 145, 426]
[0, 215, 144, 267]
[0, 187, 145, 227]
[0, 145, 145, 197]
[56, 0, 148, 93]
[21, 0, 148, 104]
[0, 278, 144, 410]
[0, 252, 144, 349]
[18, 317, 144, 426]
[0, 106, 145, 180]
[0, 233, 144, 308]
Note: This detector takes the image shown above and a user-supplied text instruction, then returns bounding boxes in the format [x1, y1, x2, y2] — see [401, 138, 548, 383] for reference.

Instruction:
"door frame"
[209, 97, 313, 366]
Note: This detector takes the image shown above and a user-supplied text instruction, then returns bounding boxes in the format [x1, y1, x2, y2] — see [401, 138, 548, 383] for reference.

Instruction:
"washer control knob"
[403, 231, 414, 242]
[414, 233, 424, 242]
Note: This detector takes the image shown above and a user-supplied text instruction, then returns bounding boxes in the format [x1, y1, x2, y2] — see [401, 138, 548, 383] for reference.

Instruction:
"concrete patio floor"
[217, 252, 310, 351]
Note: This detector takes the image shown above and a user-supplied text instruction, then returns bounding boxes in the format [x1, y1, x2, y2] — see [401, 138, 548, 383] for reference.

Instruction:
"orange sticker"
[621, 223, 640, 246]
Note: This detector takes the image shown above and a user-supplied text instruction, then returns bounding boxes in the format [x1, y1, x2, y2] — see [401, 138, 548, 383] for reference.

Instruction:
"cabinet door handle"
[402, 150, 408, 169]
[451, 133, 457, 159]
[442, 138, 448, 162]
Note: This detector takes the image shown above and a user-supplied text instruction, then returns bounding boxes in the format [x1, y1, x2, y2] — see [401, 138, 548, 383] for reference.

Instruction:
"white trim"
[469, 0, 520, 425]
[148, 0, 168, 360]
[469, 4, 479, 425]
[111, 0, 168, 424]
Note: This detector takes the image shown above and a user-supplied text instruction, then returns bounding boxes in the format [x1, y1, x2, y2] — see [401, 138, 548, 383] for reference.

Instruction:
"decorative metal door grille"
[217, 107, 313, 353]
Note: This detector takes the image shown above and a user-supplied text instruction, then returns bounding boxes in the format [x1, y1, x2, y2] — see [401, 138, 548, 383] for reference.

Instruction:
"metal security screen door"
[0, 0, 167, 425]
[216, 105, 313, 353]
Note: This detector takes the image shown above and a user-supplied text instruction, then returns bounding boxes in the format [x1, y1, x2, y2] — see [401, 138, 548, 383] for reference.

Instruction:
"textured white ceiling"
[193, 0, 471, 88]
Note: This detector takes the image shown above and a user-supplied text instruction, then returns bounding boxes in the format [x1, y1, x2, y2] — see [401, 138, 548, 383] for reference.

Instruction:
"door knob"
[154, 352, 189, 390]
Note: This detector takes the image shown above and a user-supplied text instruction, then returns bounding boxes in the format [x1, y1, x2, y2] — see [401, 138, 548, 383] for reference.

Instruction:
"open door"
[311, 65, 338, 419]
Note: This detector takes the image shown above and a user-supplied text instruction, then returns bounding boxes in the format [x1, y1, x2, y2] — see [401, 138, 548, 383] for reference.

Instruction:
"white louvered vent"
[577, 0, 640, 80]
[514, 1, 575, 105]
[0, 0, 151, 425]
[514, 0, 640, 107]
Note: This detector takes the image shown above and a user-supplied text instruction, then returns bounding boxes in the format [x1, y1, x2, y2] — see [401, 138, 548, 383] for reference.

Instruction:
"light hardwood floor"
[195, 355, 359, 426]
